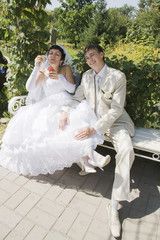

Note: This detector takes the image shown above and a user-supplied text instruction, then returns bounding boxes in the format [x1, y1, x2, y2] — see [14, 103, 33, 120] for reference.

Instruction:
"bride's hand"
[59, 111, 70, 130]
[48, 65, 59, 80]
[35, 55, 46, 67]
[74, 127, 96, 140]
[35, 69, 48, 86]
[49, 70, 59, 79]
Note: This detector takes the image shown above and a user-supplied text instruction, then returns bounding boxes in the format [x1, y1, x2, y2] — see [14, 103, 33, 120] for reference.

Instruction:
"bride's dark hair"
[48, 45, 66, 63]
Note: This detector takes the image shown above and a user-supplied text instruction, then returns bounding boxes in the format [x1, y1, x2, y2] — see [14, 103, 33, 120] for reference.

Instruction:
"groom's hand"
[74, 127, 96, 140]
[59, 111, 70, 130]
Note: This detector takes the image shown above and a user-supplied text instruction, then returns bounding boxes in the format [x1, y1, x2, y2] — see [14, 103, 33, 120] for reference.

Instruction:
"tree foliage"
[139, 0, 154, 9]
[126, 7, 160, 47]
[57, 0, 95, 47]
[80, 0, 132, 46]
[0, 0, 51, 98]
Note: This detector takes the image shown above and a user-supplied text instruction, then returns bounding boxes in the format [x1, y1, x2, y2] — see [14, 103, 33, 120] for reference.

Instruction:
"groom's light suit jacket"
[62, 64, 135, 137]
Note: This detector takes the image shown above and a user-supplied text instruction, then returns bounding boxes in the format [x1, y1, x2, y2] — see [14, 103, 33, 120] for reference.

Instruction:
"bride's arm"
[26, 55, 45, 91]
[26, 66, 40, 91]
[59, 65, 76, 93]
[59, 74, 76, 93]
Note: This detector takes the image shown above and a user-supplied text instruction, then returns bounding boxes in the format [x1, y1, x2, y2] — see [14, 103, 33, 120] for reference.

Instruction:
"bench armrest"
[8, 96, 27, 115]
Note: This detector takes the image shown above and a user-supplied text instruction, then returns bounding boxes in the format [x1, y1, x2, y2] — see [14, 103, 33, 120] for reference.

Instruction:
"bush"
[105, 55, 160, 128]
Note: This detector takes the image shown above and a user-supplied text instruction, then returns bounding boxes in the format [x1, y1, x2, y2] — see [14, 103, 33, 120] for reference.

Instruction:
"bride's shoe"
[88, 154, 111, 171]
[79, 165, 96, 176]
[79, 158, 97, 176]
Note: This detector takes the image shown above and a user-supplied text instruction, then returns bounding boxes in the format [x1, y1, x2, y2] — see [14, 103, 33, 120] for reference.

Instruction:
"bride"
[0, 44, 109, 176]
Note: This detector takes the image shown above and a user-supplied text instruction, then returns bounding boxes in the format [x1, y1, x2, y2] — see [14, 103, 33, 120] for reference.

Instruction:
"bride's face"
[48, 49, 62, 68]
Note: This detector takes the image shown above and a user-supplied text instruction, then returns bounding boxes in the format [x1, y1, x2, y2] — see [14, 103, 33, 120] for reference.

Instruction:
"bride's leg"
[88, 150, 111, 170]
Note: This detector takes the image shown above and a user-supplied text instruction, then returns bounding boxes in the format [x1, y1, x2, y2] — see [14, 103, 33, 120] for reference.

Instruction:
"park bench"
[8, 96, 160, 163]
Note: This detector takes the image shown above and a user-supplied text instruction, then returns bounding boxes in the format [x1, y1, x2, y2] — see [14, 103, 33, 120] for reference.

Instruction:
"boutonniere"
[101, 89, 114, 99]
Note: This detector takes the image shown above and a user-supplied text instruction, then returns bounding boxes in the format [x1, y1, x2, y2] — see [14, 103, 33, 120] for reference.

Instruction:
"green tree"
[80, 0, 108, 46]
[126, 7, 160, 47]
[0, 0, 51, 99]
[139, 0, 154, 9]
[80, 0, 131, 46]
[118, 4, 137, 17]
[57, 0, 95, 47]
[151, 0, 160, 11]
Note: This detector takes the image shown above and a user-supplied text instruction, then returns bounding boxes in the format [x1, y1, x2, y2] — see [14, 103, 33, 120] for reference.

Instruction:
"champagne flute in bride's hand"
[48, 65, 59, 80]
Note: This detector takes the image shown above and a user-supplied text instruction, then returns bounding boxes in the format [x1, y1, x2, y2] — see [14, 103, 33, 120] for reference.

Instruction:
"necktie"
[94, 75, 100, 116]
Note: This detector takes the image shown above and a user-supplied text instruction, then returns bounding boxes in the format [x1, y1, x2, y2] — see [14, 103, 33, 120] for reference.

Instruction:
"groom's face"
[85, 49, 104, 70]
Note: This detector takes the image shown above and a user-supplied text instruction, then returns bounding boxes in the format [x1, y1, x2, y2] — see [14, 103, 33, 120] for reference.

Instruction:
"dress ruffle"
[0, 79, 104, 176]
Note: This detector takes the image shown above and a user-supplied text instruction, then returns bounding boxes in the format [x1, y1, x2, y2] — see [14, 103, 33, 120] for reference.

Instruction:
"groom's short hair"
[84, 44, 104, 55]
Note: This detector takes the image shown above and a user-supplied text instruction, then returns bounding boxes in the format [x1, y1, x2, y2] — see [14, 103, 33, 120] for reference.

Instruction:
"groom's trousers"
[107, 125, 135, 201]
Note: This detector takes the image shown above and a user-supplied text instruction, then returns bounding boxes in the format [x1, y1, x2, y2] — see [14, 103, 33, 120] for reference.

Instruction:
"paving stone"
[146, 194, 160, 215]
[119, 206, 131, 223]
[44, 184, 63, 201]
[5, 188, 30, 210]
[0, 166, 9, 179]
[75, 190, 102, 207]
[58, 174, 85, 189]
[129, 208, 147, 219]
[138, 181, 159, 197]
[0, 205, 22, 228]
[55, 187, 77, 207]
[53, 207, 78, 234]
[81, 174, 100, 192]
[27, 207, 56, 230]
[131, 191, 149, 213]
[0, 154, 159, 240]
[94, 176, 112, 198]
[14, 175, 30, 186]
[36, 197, 65, 218]
[49, 169, 67, 181]
[5, 218, 34, 240]
[88, 218, 111, 239]
[5, 172, 19, 182]
[67, 213, 92, 240]
[44, 230, 70, 240]
[69, 194, 98, 216]
[94, 198, 109, 223]
[24, 225, 48, 240]
[23, 178, 52, 196]
[0, 178, 20, 194]
[83, 231, 107, 240]
[156, 217, 160, 240]
[0, 222, 11, 240]
[0, 189, 11, 205]
[15, 192, 41, 216]
[123, 218, 158, 240]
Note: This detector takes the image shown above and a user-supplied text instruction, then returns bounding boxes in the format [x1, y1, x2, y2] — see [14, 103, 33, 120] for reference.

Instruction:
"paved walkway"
[0, 146, 159, 240]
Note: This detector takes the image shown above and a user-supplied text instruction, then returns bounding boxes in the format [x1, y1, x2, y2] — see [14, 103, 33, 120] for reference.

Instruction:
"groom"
[59, 44, 135, 238]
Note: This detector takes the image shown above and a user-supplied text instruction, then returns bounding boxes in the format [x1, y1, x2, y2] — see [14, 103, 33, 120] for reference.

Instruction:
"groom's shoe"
[88, 155, 111, 171]
[107, 204, 121, 238]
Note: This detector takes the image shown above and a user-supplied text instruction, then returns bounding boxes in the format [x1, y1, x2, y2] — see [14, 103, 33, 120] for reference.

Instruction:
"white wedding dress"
[0, 68, 104, 176]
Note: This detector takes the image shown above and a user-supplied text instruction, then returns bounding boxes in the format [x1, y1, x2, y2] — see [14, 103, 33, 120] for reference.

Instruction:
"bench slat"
[104, 127, 160, 156]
